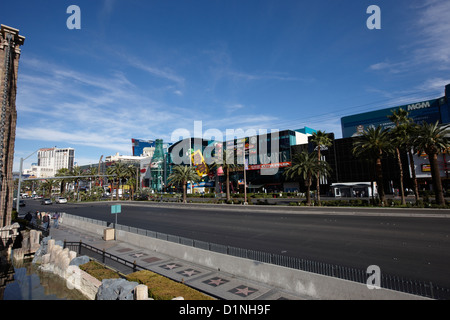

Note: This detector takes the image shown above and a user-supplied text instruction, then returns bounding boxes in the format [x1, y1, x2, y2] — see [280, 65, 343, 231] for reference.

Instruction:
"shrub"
[79, 261, 121, 281]
[127, 270, 215, 300]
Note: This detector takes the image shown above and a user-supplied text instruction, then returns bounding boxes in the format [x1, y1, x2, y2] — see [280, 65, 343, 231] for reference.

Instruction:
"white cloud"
[226, 103, 245, 112]
[123, 55, 185, 86]
[415, 3, 450, 66]
[16, 127, 130, 153]
[15, 57, 194, 165]
[369, 1, 450, 74]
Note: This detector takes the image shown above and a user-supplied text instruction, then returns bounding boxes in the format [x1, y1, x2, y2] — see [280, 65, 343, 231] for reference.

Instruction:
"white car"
[41, 198, 53, 205]
[55, 197, 68, 204]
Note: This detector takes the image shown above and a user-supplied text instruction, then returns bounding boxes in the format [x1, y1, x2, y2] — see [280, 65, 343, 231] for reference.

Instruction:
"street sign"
[110, 204, 122, 241]
[111, 204, 121, 214]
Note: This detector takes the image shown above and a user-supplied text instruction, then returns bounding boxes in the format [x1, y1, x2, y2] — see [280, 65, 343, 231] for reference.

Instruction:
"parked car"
[41, 198, 52, 205]
[55, 197, 67, 204]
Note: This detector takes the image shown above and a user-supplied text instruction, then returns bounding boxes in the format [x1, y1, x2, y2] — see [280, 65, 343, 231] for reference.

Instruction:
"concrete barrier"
[61, 214, 428, 300]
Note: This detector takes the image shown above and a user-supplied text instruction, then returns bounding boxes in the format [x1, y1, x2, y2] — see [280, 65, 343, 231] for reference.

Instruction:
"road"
[21, 199, 450, 288]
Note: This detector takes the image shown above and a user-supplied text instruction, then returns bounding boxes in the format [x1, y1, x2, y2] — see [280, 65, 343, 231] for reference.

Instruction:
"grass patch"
[127, 270, 215, 300]
[80, 261, 215, 300]
[79, 260, 122, 281]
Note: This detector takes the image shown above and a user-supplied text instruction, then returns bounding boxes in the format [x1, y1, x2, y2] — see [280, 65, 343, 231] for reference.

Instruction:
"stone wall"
[12, 229, 41, 260]
[32, 237, 157, 300]
[0, 223, 20, 259]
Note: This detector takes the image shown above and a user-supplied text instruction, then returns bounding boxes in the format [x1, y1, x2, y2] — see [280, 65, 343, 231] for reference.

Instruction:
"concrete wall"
[61, 214, 428, 300]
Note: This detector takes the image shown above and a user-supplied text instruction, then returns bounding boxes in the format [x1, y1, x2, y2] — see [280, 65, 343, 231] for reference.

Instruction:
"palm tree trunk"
[77, 180, 80, 202]
[183, 182, 187, 203]
[226, 166, 230, 201]
[396, 148, 406, 205]
[111, 180, 114, 201]
[408, 150, 419, 202]
[306, 176, 312, 206]
[316, 149, 321, 206]
[429, 153, 445, 205]
[375, 157, 386, 205]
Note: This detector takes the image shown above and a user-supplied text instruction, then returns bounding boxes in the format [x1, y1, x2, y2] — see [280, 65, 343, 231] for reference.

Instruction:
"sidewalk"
[49, 223, 309, 300]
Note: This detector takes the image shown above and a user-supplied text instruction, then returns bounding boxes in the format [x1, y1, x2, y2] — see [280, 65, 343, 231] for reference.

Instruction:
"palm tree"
[55, 167, 71, 194]
[388, 108, 411, 205]
[311, 130, 332, 205]
[284, 151, 323, 206]
[41, 179, 59, 198]
[405, 123, 420, 202]
[209, 149, 239, 202]
[82, 167, 98, 197]
[106, 162, 127, 200]
[414, 121, 450, 205]
[125, 164, 138, 200]
[352, 126, 392, 205]
[71, 165, 83, 201]
[168, 165, 201, 203]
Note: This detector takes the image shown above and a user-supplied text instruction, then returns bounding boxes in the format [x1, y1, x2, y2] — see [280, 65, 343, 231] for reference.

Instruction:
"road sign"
[110, 204, 122, 241]
[111, 204, 121, 214]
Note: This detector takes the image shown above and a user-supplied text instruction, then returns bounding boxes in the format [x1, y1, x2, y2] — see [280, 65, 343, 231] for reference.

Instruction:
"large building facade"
[165, 84, 450, 197]
[311, 83, 450, 196]
[167, 128, 315, 193]
[341, 84, 450, 138]
[30, 147, 75, 178]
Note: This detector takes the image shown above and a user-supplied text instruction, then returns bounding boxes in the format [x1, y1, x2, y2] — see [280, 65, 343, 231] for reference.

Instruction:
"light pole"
[16, 149, 39, 214]
[244, 151, 248, 205]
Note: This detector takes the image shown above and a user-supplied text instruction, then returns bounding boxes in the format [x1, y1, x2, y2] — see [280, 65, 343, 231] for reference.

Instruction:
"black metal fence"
[65, 214, 450, 300]
[63, 240, 146, 275]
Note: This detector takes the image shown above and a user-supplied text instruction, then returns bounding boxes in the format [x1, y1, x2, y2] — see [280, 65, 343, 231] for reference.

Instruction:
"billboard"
[341, 98, 445, 138]
[131, 139, 155, 156]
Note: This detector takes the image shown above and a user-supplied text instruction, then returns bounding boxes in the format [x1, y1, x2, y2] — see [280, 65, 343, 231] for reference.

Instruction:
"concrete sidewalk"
[49, 223, 309, 300]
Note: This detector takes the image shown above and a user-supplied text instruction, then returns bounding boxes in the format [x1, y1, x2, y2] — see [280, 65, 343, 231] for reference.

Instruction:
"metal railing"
[64, 213, 450, 300]
[63, 240, 146, 275]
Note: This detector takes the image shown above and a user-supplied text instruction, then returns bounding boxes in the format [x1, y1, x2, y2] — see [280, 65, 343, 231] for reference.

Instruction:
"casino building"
[168, 128, 315, 194]
[167, 84, 450, 197]
[302, 83, 450, 197]
[341, 84, 450, 139]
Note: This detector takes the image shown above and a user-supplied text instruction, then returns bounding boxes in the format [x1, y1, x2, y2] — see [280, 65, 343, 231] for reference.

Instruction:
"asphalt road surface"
[21, 200, 450, 288]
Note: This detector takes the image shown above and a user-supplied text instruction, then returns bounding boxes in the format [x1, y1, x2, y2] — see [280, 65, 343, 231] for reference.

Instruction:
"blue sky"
[2, 0, 450, 171]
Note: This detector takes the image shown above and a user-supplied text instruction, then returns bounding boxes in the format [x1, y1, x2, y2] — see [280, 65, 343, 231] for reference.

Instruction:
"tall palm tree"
[71, 165, 83, 201]
[41, 179, 59, 198]
[414, 121, 450, 205]
[352, 126, 392, 205]
[388, 108, 411, 205]
[209, 149, 239, 201]
[125, 164, 138, 200]
[311, 130, 332, 205]
[84, 167, 98, 196]
[106, 162, 127, 200]
[168, 165, 201, 203]
[405, 123, 420, 202]
[55, 167, 71, 194]
[284, 151, 325, 206]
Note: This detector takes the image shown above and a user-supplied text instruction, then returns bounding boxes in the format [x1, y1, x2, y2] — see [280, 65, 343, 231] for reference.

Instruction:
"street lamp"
[16, 149, 39, 214]
[244, 151, 248, 205]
